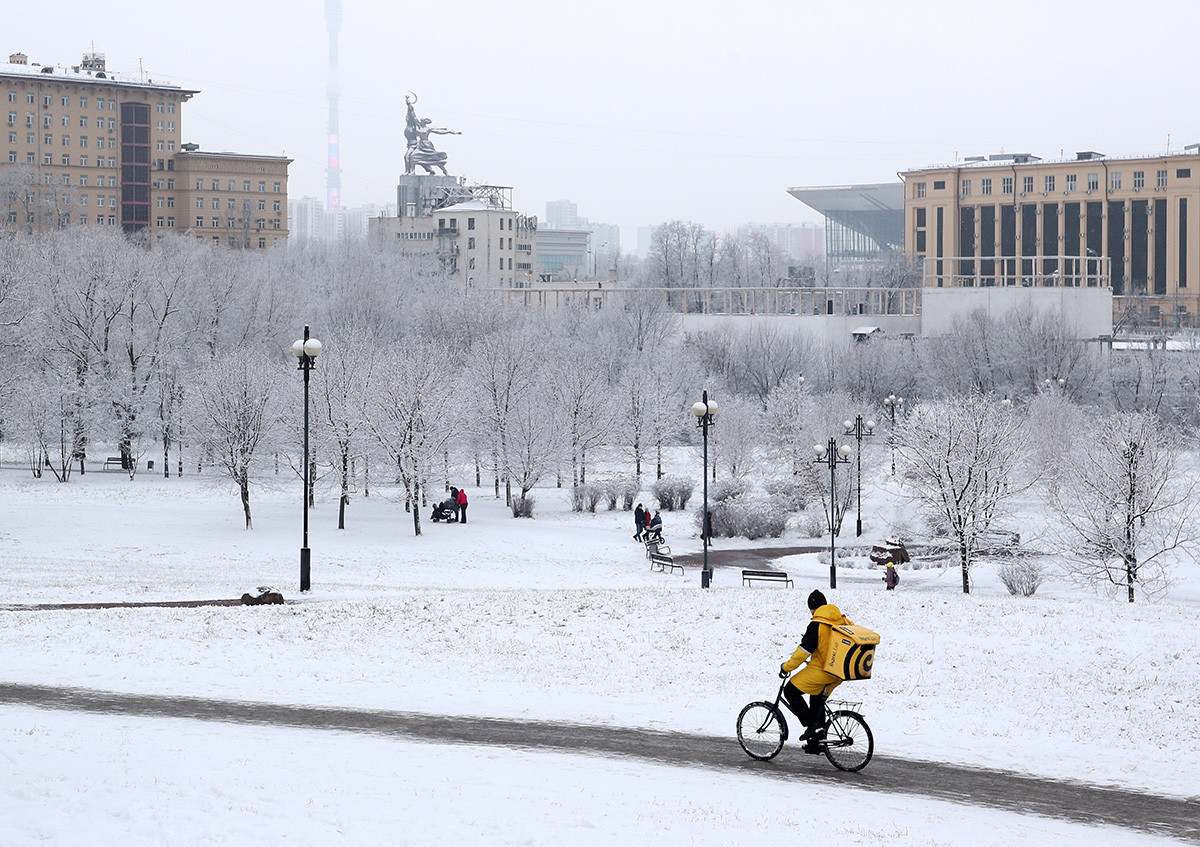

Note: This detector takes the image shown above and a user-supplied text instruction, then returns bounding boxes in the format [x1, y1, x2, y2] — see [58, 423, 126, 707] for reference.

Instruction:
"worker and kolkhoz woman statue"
[403, 92, 461, 176]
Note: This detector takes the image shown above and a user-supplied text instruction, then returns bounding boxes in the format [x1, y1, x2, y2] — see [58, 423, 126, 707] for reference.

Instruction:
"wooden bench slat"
[741, 569, 793, 587]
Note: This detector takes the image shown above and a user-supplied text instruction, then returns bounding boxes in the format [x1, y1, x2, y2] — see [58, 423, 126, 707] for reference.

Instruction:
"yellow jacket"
[782, 604, 854, 673]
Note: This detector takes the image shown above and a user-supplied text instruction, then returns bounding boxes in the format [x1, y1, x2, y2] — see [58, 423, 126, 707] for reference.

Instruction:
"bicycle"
[736, 677, 874, 772]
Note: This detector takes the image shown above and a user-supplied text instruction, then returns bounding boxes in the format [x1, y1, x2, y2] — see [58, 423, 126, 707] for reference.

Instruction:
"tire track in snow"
[2, 682, 1196, 843]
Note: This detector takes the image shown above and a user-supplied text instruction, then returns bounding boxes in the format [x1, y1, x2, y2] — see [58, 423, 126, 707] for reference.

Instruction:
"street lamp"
[843, 415, 876, 537]
[292, 326, 322, 592]
[692, 391, 718, 589]
[883, 394, 904, 474]
[813, 438, 852, 589]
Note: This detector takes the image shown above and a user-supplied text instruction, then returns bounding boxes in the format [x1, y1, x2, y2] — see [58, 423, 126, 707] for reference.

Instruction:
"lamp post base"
[701, 568, 712, 589]
[300, 547, 311, 592]
[856, 517, 863, 537]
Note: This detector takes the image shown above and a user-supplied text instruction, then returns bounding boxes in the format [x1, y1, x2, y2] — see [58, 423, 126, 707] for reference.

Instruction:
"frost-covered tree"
[1053, 412, 1199, 603]
[191, 349, 282, 528]
[896, 394, 1030, 593]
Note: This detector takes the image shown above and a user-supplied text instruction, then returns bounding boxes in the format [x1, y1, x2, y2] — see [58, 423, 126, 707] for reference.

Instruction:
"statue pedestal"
[397, 174, 462, 218]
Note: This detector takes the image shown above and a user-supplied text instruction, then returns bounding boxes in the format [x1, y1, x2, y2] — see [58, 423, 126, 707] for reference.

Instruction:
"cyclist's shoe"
[802, 739, 822, 754]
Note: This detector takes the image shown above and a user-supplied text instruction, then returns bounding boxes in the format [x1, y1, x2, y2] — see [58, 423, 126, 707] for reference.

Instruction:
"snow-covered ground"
[1, 466, 1197, 845]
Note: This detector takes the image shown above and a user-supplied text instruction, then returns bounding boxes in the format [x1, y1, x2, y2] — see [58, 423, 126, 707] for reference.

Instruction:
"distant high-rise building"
[544, 199, 619, 277]
[0, 51, 289, 247]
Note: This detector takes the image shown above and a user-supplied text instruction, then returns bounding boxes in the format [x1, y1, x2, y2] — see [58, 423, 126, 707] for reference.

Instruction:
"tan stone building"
[902, 150, 1200, 327]
[2, 51, 288, 248]
[371, 180, 538, 288]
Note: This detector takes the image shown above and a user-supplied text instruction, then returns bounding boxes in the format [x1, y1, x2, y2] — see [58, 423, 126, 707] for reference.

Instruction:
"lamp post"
[883, 394, 904, 474]
[692, 391, 718, 589]
[292, 326, 322, 592]
[843, 415, 876, 537]
[813, 438, 852, 589]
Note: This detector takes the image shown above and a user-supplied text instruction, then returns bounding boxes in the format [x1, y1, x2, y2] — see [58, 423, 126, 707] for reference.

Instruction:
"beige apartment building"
[372, 180, 538, 288]
[2, 51, 288, 248]
[902, 150, 1200, 327]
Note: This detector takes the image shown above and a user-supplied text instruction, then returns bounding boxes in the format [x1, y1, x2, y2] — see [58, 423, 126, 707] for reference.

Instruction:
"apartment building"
[2, 51, 288, 248]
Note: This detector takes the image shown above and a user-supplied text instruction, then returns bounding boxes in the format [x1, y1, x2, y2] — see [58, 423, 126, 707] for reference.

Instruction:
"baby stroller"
[431, 498, 458, 523]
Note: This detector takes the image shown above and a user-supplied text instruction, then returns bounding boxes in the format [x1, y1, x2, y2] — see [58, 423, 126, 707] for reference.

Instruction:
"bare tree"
[895, 394, 1030, 593]
[1053, 412, 1199, 602]
[191, 349, 282, 528]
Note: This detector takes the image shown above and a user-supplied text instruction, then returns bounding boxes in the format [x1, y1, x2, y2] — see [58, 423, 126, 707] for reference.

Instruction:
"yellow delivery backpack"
[821, 623, 880, 681]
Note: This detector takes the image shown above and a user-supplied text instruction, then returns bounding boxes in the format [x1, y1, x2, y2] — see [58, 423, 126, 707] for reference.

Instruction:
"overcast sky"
[10, 1, 1200, 249]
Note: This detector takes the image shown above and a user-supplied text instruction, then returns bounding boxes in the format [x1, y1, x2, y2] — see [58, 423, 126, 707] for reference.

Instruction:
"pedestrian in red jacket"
[456, 487, 468, 524]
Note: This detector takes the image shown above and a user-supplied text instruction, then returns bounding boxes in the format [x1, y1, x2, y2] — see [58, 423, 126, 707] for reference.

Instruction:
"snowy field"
[1, 465, 1198, 845]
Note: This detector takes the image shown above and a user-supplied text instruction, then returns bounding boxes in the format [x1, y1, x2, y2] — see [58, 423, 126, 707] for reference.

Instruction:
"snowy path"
[4, 682, 1197, 844]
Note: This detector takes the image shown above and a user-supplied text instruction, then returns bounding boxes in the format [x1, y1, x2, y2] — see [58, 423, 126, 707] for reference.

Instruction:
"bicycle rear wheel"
[823, 710, 873, 772]
[737, 701, 787, 761]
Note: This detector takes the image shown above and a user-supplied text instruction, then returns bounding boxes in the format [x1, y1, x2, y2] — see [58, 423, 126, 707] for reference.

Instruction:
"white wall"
[920, 287, 1113, 338]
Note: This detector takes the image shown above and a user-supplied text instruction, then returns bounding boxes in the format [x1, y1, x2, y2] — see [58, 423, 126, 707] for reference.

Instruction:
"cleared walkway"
[2, 682, 1196, 843]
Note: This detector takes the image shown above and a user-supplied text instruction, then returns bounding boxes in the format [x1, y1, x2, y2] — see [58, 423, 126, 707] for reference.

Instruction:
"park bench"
[650, 550, 683, 575]
[742, 569, 793, 588]
[103, 456, 124, 471]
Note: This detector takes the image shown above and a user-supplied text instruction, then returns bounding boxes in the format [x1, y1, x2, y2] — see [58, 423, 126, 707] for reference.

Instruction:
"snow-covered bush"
[763, 477, 809, 510]
[998, 557, 1046, 597]
[570, 485, 587, 512]
[700, 492, 788, 540]
[617, 478, 639, 511]
[652, 476, 694, 511]
[511, 495, 535, 518]
[798, 509, 827, 538]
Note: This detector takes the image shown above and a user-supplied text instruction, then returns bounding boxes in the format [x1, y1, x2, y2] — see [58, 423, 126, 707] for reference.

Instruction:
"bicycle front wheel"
[737, 701, 787, 761]
[823, 710, 873, 772]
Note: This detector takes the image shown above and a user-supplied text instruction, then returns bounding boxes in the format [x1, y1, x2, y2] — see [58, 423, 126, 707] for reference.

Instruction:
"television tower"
[325, 0, 342, 209]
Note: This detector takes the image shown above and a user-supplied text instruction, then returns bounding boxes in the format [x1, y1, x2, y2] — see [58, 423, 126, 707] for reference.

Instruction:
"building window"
[1110, 172, 1122, 190]
[980, 178, 992, 196]
[167, 121, 174, 132]
[167, 140, 175, 152]
[167, 178, 175, 189]
[273, 200, 280, 212]
[156, 121, 164, 132]
[156, 197, 164, 208]
[43, 154, 51, 166]
[1002, 176, 1013, 194]
[79, 116, 87, 128]
[6, 111, 13, 125]
[42, 95, 51, 107]
[468, 237, 475, 249]
[1066, 174, 1077, 192]
[156, 216, 164, 227]
[229, 199, 237, 210]
[196, 216, 204, 228]
[1133, 171, 1145, 190]
[43, 133, 52, 145]
[156, 102, 164, 114]
[1087, 173, 1099, 191]
[212, 217, 219, 228]
[167, 197, 174, 208]
[259, 238, 266, 248]
[258, 181, 266, 192]
[1022, 176, 1034, 194]
[25, 93, 33, 104]
[79, 96, 87, 108]
[1157, 170, 1168, 188]
[196, 198, 204, 209]
[258, 199, 266, 211]
[467, 217, 476, 230]
[243, 180, 251, 191]
[273, 182, 281, 192]
[167, 216, 174, 227]
[196, 179, 204, 190]
[914, 182, 926, 199]
[61, 155, 69, 165]
[167, 103, 175, 114]
[155, 140, 163, 151]
[1044, 175, 1055, 193]
[6, 92, 12, 102]
[1177, 168, 1191, 179]
[211, 180, 219, 190]
[212, 199, 219, 210]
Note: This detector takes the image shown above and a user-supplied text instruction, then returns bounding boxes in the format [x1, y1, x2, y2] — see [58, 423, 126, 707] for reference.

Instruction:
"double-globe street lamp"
[692, 391, 718, 589]
[292, 326, 322, 592]
[813, 438, 852, 590]
[882, 394, 904, 474]
[843, 415, 876, 537]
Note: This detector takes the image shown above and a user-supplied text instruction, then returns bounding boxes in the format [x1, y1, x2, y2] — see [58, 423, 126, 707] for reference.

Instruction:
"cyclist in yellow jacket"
[779, 590, 854, 753]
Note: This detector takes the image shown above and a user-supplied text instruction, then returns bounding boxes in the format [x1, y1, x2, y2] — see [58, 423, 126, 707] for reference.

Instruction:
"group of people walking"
[633, 503, 663, 543]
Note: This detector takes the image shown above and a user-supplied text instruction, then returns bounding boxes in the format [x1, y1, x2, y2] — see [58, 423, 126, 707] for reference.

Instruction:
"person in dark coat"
[456, 487, 468, 524]
[634, 504, 646, 540]
[449, 487, 459, 521]
[646, 510, 663, 542]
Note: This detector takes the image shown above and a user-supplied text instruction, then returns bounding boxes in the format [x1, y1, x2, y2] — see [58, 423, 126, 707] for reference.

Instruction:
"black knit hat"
[807, 590, 827, 610]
